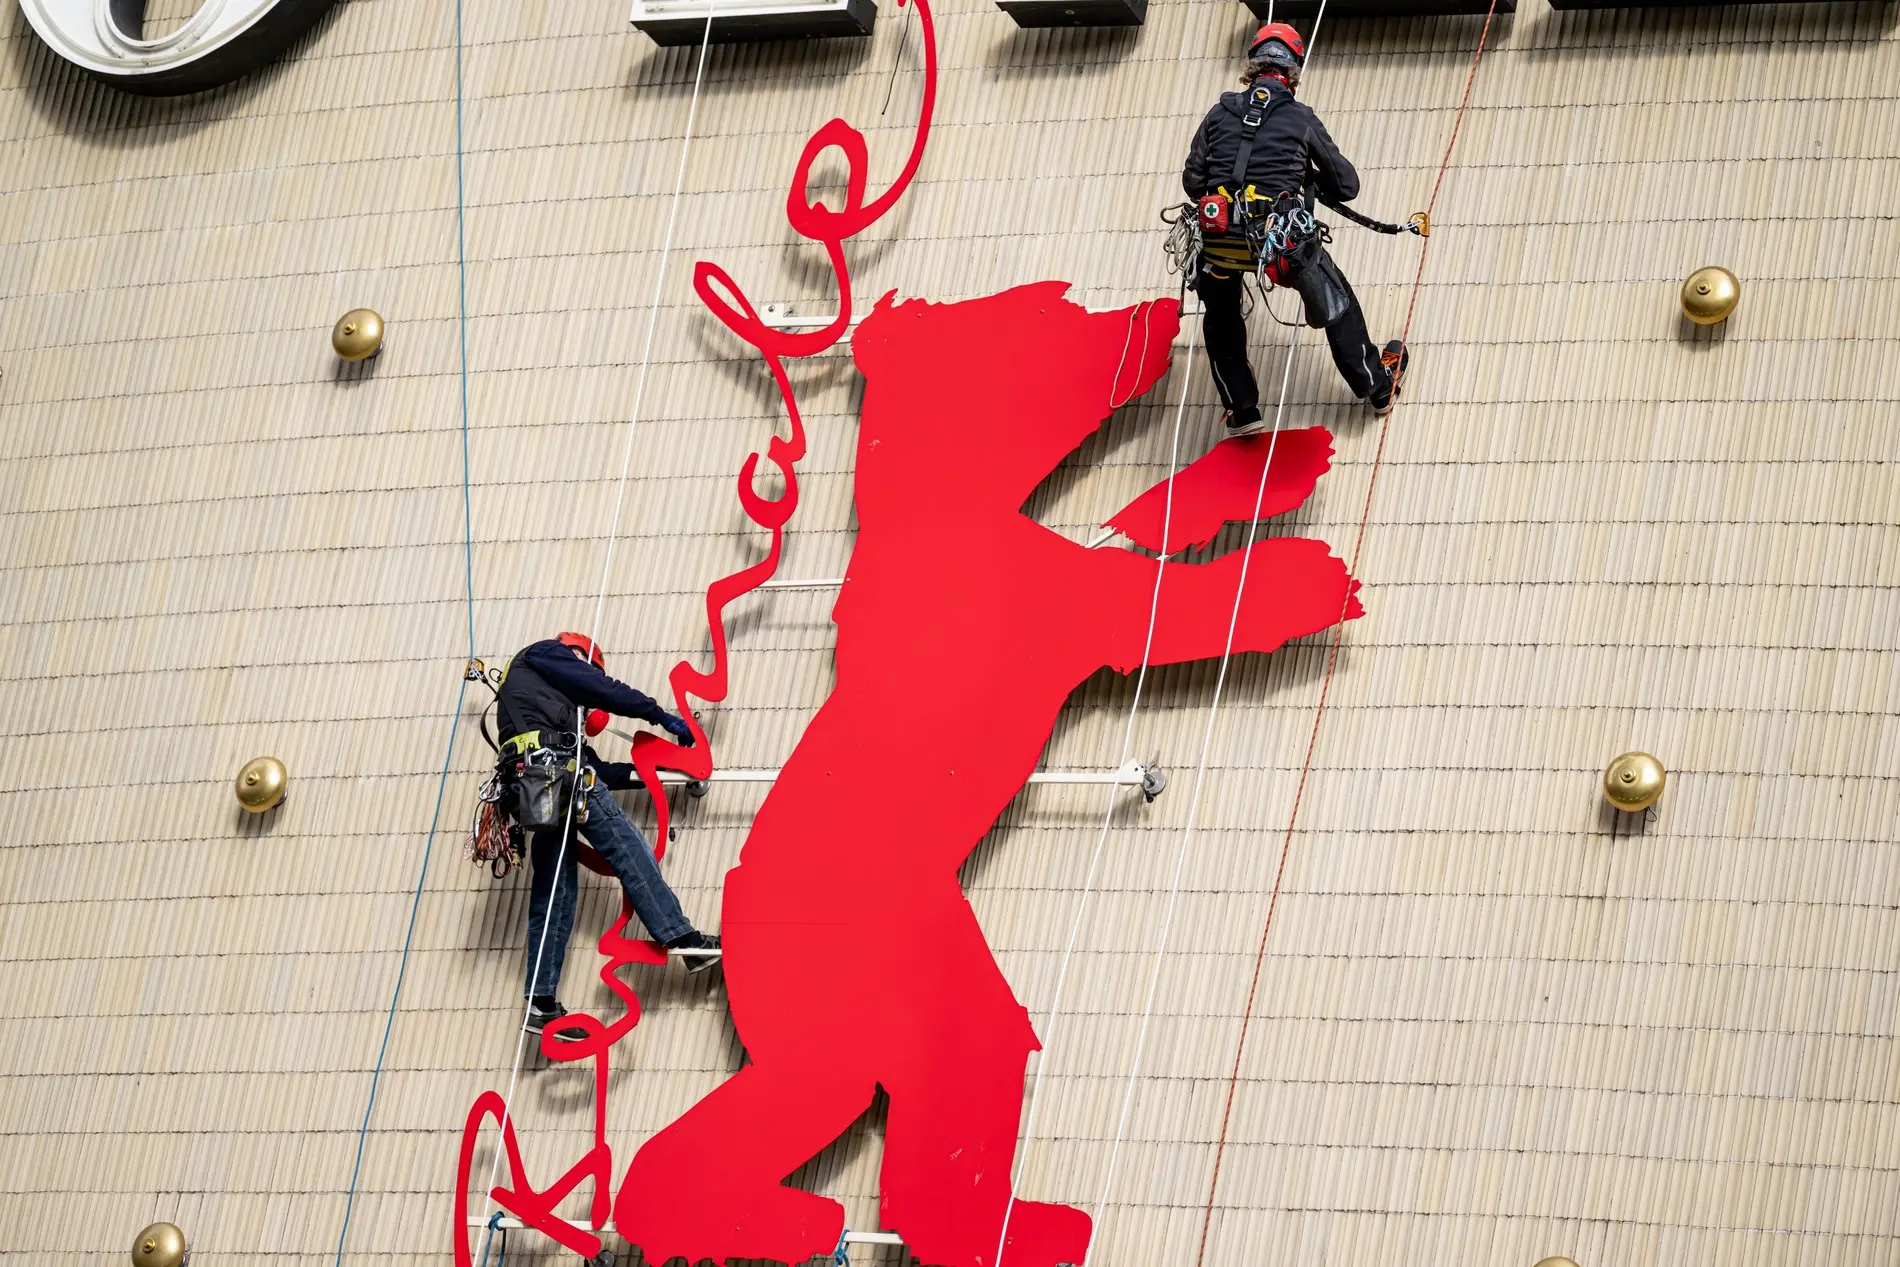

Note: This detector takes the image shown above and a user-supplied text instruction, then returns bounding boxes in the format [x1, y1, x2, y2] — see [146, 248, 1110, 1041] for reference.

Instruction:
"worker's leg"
[1323, 295, 1387, 400]
[524, 826, 581, 998]
[576, 782, 694, 944]
[1194, 267, 1257, 414]
[1299, 247, 1387, 400]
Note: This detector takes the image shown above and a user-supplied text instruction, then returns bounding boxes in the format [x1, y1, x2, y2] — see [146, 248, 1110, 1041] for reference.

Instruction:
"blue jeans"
[524, 780, 693, 998]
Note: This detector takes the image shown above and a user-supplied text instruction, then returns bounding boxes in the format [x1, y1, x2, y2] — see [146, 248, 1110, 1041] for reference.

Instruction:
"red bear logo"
[617, 281, 1360, 1267]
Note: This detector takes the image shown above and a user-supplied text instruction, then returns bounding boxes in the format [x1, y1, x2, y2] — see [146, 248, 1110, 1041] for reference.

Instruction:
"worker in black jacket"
[496, 632, 720, 1035]
[1183, 23, 1407, 433]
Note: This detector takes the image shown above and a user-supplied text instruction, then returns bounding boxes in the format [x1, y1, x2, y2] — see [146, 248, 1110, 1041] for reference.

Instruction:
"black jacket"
[496, 638, 673, 790]
[1182, 78, 1360, 205]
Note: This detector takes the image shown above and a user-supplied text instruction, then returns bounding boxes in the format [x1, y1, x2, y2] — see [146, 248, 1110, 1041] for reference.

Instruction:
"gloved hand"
[660, 713, 696, 748]
[584, 709, 609, 738]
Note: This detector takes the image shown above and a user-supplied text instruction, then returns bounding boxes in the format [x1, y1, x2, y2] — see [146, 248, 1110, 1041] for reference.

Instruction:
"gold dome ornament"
[131, 1222, 189, 1267]
[1680, 267, 1740, 325]
[235, 756, 288, 814]
[331, 308, 385, 361]
[1603, 751, 1666, 813]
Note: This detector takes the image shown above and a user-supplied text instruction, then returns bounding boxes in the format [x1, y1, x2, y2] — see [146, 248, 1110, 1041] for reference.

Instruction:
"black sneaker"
[524, 997, 569, 1036]
[1223, 405, 1266, 437]
[1369, 340, 1409, 414]
[665, 931, 723, 974]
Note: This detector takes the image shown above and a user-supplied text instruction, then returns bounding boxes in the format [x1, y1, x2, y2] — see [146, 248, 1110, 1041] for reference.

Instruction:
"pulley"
[1680, 267, 1739, 325]
[332, 308, 386, 361]
[1602, 751, 1665, 812]
[132, 1222, 188, 1267]
[236, 756, 288, 813]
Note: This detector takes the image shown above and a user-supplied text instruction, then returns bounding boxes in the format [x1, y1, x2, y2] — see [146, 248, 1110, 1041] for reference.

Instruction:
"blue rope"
[477, 1213, 505, 1267]
[453, 0, 476, 655]
[331, 0, 479, 1259]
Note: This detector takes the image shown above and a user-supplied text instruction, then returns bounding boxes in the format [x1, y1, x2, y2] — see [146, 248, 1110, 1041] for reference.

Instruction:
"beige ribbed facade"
[2, 0, 1896, 1264]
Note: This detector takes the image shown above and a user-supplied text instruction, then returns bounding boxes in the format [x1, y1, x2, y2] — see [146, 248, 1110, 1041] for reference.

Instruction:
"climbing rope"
[1190, 5, 1502, 1265]
[1012, 6, 1370, 1250]
[1093, 320, 1306, 1231]
[330, 0, 482, 1259]
[1084, 0, 1352, 1228]
[476, 1213, 509, 1267]
[996, 318, 1201, 1267]
[469, 2, 720, 1260]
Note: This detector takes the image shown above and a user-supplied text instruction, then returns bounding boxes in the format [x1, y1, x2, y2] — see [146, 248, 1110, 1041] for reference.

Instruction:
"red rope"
[1191, 8, 1500, 1263]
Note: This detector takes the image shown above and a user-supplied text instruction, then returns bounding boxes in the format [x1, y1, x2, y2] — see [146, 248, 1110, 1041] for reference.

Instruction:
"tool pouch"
[1197, 193, 1232, 235]
[512, 764, 572, 832]
[1293, 245, 1353, 330]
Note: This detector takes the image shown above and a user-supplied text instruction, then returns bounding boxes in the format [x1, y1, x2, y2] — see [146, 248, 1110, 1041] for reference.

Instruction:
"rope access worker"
[1183, 22, 1410, 434]
[495, 632, 720, 1036]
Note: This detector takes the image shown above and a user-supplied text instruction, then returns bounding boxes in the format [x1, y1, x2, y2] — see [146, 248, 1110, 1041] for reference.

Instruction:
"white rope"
[1093, 326, 1301, 1228]
[473, 2, 718, 1252]
[995, 317, 1199, 1267]
[1090, 0, 1335, 1239]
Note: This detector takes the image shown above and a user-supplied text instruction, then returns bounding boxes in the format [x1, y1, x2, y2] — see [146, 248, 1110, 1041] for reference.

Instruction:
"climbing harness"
[1168, 187, 1422, 292]
[1163, 79, 1425, 297]
[461, 654, 602, 876]
[466, 730, 597, 880]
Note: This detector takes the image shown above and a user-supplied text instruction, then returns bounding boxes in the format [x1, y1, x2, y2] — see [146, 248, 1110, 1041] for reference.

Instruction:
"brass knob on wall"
[236, 756, 288, 813]
[1680, 266, 1739, 325]
[1603, 751, 1666, 812]
[332, 308, 385, 361]
[132, 1222, 188, 1267]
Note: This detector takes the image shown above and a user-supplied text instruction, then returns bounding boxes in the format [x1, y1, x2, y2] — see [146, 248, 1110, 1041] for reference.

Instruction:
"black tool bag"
[512, 763, 574, 832]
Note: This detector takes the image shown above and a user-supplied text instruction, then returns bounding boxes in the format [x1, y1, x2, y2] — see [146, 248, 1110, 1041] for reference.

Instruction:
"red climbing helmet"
[1249, 22, 1305, 65]
[557, 631, 605, 669]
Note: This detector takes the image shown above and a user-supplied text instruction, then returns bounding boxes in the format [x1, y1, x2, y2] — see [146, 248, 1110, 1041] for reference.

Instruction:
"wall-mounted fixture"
[332, 309, 385, 361]
[630, 0, 876, 44]
[131, 1223, 189, 1267]
[236, 756, 289, 813]
[1603, 752, 1665, 813]
[1247, 0, 1512, 17]
[997, 0, 1146, 26]
[1680, 266, 1740, 326]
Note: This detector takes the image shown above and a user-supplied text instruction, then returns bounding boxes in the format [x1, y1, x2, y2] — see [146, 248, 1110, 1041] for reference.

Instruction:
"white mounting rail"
[650, 758, 1154, 787]
[466, 1215, 900, 1245]
[629, 758, 1167, 801]
[758, 576, 846, 590]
